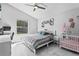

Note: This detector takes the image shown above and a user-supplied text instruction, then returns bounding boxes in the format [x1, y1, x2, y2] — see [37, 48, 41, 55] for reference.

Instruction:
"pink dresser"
[60, 35, 79, 53]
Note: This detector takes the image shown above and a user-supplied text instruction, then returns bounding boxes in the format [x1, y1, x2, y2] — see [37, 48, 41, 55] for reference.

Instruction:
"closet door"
[0, 4, 1, 18]
[0, 4, 3, 35]
[0, 4, 2, 28]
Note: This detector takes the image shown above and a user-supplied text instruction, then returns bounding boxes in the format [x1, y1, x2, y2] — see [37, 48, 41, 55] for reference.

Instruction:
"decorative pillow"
[37, 31, 45, 35]
[44, 32, 50, 35]
[37, 31, 54, 35]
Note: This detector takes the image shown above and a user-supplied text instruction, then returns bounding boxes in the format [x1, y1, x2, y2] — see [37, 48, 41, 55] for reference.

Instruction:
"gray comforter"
[24, 34, 53, 49]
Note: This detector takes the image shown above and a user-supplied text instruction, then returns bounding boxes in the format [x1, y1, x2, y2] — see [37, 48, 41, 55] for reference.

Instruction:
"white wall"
[37, 4, 79, 36]
[9, 4, 79, 36]
[1, 3, 38, 34]
[60, 7, 79, 36]
[3, 3, 79, 36]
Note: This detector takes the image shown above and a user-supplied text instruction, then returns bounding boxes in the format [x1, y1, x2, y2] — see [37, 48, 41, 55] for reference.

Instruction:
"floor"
[11, 42, 79, 56]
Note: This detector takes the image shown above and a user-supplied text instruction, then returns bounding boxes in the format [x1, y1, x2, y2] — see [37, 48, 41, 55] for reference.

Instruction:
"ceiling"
[9, 3, 79, 20]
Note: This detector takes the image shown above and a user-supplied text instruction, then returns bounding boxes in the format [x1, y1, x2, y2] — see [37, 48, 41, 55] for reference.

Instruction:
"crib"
[60, 34, 79, 53]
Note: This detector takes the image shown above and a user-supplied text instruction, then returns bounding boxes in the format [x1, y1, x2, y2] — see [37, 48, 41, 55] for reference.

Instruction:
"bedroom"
[0, 3, 79, 56]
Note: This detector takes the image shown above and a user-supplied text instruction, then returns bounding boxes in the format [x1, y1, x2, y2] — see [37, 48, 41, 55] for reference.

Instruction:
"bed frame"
[23, 37, 54, 54]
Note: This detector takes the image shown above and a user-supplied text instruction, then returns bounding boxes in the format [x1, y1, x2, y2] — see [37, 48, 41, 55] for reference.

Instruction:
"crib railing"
[60, 34, 79, 53]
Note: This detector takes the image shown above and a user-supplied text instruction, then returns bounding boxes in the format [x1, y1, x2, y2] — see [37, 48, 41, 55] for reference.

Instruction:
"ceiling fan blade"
[33, 8, 36, 11]
[24, 4, 34, 7]
[36, 5, 46, 9]
[38, 3, 47, 7]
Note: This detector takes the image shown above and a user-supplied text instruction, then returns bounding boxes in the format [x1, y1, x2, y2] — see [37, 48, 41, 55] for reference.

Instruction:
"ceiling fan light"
[34, 6, 37, 9]
[33, 8, 36, 11]
[33, 6, 37, 11]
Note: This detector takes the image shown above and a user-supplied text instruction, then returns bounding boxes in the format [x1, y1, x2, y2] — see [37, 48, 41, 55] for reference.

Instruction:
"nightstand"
[53, 36, 59, 45]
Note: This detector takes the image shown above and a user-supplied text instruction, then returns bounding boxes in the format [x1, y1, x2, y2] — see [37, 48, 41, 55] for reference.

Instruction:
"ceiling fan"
[24, 3, 47, 11]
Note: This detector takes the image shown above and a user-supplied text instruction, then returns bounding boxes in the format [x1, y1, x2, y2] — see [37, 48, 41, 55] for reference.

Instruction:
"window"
[17, 20, 28, 34]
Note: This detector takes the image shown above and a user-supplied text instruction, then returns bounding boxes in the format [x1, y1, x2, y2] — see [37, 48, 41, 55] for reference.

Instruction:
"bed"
[23, 31, 54, 54]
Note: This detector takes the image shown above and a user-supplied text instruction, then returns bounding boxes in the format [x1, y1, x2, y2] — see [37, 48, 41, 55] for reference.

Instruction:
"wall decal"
[63, 18, 75, 35]
[41, 17, 54, 27]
